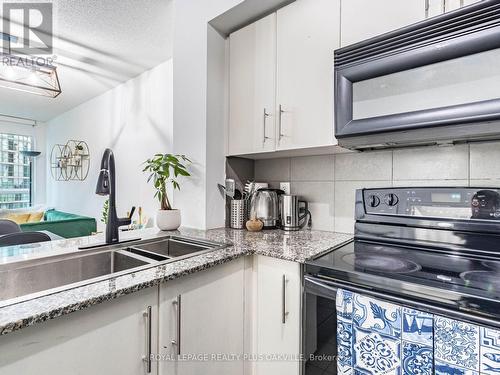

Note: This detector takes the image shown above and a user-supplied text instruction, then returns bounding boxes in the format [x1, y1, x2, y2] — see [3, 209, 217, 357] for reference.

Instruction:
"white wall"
[172, 0, 244, 229]
[46, 60, 173, 228]
[0, 121, 47, 206]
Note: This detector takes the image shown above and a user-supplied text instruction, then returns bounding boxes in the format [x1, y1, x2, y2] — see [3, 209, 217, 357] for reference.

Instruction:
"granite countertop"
[0, 227, 352, 336]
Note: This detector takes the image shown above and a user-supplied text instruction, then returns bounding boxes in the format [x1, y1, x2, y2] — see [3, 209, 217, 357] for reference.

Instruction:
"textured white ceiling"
[0, 0, 173, 121]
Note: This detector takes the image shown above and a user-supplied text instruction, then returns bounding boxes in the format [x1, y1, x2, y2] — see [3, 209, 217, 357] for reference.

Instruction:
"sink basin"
[125, 236, 223, 260]
[0, 250, 150, 304]
[0, 235, 227, 308]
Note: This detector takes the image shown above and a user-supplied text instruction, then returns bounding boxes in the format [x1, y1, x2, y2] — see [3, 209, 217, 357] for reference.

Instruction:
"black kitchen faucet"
[96, 148, 135, 244]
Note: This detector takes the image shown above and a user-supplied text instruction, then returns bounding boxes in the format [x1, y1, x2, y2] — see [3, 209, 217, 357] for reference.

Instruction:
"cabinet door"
[445, 0, 482, 12]
[427, 0, 445, 17]
[159, 258, 245, 375]
[463, 0, 481, 5]
[0, 287, 159, 375]
[341, 0, 427, 46]
[255, 256, 301, 375]
[275, 0, 340, 150]
[228, 14, 276, 156]
[445, 0, 463, 11]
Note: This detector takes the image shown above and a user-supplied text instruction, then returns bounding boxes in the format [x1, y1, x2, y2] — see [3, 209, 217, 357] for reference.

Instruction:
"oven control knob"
[384, 193, 399, 206]
[368, 194, 380, 207]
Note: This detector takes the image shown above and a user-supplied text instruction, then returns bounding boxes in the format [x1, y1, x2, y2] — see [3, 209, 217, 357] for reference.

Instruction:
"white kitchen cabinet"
[275, 0, 340, 150]
[228, 14, 276, 155]
[158, 258, 245, 375]
[341, 0, 427, 47]
[228, 0, 340, 156]
[254, 255, 302, 375]
[428, 0, 481, 17]
[0, 287, 159, 375]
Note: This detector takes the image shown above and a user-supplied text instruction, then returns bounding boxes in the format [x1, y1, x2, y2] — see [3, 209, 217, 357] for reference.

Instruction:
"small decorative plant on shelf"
[143, 153, 191, 230]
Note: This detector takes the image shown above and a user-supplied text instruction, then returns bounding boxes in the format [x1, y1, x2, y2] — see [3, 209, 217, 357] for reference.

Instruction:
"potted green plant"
[143, 153, 191, 230]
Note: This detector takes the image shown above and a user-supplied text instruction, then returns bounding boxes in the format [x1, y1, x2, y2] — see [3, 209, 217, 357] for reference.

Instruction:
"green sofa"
[20, 209, 97, 239]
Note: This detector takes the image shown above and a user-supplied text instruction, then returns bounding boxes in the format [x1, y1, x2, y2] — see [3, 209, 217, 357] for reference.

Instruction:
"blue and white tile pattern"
[337, 289, 500, 375]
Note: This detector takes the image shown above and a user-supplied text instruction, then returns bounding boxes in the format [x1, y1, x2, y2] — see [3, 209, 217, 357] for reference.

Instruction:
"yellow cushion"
[5, 213, 31, 224]
[28, 212, 44, 223]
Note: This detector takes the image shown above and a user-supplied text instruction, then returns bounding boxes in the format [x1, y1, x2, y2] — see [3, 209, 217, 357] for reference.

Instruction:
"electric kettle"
[249, 188, 283, 229]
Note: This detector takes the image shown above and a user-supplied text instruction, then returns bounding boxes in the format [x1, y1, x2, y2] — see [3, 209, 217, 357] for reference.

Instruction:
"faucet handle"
[128, 206, 136, 219]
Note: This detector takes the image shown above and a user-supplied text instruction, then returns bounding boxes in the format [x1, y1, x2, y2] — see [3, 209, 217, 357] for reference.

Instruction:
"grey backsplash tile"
[291, 181, 334, 231]
[392, 180, 469, 187]
[255, 158, 291, 182]
[470, 179, 500, 188]
[291, 155, 334, 181]
[470, 141, 500, 179]
[393, 144, 469, 180]
[335, 151, 392, 181]
[244, 142, 499, 233]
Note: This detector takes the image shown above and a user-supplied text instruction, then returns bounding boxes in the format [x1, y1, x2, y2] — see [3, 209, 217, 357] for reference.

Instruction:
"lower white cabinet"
[0, 256, 303, 375]
[0, 287, 159, 375]
[158, 258, 245, 375]
[253, 255, 302, 375]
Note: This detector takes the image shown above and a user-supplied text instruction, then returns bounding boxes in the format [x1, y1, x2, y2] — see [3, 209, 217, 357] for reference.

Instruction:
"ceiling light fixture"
[0, 60, 61, 98]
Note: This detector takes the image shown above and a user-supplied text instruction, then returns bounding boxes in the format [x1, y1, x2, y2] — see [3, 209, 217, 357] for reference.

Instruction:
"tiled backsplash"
[253, 142, 500, 234]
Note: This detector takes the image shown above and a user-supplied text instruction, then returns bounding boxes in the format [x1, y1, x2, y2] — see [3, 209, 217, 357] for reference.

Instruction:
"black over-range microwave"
[334, 0, 500, 150]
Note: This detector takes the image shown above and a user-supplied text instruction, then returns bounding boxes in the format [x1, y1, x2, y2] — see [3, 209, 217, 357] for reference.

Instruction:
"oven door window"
[304, 290, 338, 374]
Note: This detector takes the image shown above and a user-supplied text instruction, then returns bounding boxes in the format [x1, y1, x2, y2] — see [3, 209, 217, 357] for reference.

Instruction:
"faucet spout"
[96, 148, 134, 244]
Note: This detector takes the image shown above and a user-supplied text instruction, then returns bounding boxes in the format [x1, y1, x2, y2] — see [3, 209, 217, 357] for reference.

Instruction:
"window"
[0, 133, 33, 209]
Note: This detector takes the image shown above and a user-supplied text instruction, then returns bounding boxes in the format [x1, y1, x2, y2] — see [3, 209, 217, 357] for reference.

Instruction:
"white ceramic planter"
[156, 209, 181, 231]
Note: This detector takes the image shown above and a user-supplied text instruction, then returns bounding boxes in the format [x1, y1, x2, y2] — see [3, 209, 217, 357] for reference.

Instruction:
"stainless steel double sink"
[0, 236, 226, 307]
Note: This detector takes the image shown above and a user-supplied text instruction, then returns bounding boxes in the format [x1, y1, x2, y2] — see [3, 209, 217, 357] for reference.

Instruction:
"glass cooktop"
[307, 240, 500, 302]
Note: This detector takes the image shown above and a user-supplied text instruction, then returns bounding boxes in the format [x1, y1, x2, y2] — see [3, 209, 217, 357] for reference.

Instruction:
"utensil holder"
[230, 200, 245, 229]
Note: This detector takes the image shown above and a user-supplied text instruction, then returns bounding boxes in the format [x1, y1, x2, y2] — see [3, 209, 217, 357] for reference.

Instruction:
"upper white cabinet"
[158, 258, 245, 375]
[229, 14, 277, 155]
[228, 0, 341, 156]
[427, 0, 482, 18]
[340, 0, 427, 47]
[253, 255, 302, 375]
[276, 0, 340, 150]
[0, 287, 159, 375]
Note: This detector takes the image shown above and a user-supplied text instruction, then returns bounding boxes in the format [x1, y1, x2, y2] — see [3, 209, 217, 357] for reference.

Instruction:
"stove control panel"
[361, 187, 500, 220]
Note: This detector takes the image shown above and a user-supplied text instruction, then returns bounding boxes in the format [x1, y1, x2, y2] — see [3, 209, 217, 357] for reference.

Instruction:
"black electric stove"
[305, 187, 500, 327]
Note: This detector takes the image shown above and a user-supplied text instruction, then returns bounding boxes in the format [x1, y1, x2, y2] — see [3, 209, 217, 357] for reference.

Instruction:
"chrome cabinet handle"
[142, 306, 152, 373]
[282, 274, 289, 324]
[171, 295, 181, 356]
[278, 105, 285, 142]
[263, 108, 270, 144]
[425, 0, 430, 17]
[442, 0, 446, 13]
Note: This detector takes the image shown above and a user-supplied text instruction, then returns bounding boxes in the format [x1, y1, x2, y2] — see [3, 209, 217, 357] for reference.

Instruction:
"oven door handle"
[304, 275, 500, 328]
[304, 275, 342, 300]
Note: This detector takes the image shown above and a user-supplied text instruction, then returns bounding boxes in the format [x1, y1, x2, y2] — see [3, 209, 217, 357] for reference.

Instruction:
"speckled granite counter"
[0, 227, 352, 336]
